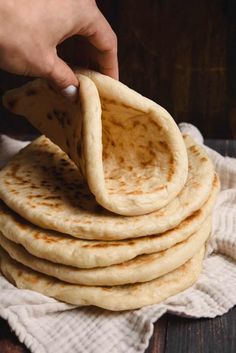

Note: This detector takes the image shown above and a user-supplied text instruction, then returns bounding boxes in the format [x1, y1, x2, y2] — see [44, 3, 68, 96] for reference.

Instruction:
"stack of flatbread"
[0, 70, 219, 311]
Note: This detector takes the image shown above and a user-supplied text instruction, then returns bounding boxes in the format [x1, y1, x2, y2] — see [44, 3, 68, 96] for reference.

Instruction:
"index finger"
[86, 12, 119, 80]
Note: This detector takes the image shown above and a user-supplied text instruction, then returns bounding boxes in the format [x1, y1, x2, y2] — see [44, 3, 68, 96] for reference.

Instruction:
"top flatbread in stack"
[0, 134, 214, 240]
[3, 70, 188, 216]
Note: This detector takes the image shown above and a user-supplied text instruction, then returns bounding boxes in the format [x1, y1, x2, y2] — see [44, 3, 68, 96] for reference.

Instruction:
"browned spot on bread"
[141, 123, 148, 131]
[154, 185, 166, 191]
[44, 196, 62, 200]
[127, 240, 136, 245]
[107, 99, 116, 104]
[213, 175, 218, 186]
[31, 185, 39, 189]
[125, 190, 143, 195]
[141, 175, 152, 180]
[189, 145, 198, 153]
[82, 220, 92, 224]
[159, 141, 168, 149]
[38, 202, 61, 207]
[141, 160, 153, 167]
[101, 287, 113, 291]
[111, 120, 125, 129]
[118, 179, 126, 185]
[191, 181, 201, 188]
[34, 233, 61, 244]
[149, 150, 156, 158]
[148, 141, 154, 148]
[82, 241, 125, 249]
[133, 120, 140, 127]
[150, 120, 161, 129]
[28, 194, 43, 199]
[121, 103, 131, 109]
[167, 156, 174, 182]
[14, 215, 29, 229]
[28, 275, 39, 284]
[33, 232, 41, 240]
[201, 157, 207, 162]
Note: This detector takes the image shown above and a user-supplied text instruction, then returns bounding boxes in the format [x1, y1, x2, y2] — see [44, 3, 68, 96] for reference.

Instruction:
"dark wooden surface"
[0, 139, 235, 353]
[146, 306, 236, 353]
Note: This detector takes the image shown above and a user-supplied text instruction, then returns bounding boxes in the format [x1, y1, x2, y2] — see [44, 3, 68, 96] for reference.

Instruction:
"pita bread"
[3, 70, 188, 216]
[0, 134, 215, 240]
[0, 246, 205, 311]
[0, 177, 219, 268]
[0, 218, 210, 286]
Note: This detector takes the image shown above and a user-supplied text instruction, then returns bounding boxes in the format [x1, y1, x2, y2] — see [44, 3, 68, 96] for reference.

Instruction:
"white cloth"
[0, 124, 236, 353]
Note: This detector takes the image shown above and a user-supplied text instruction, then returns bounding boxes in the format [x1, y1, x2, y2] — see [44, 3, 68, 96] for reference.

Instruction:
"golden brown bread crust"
[3, 69, 188, 216]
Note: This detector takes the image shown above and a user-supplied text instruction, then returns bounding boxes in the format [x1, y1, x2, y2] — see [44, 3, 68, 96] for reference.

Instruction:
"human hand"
[0, 0, 118, 97]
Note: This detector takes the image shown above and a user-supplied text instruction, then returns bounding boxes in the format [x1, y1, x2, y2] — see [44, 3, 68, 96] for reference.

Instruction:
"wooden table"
[0, 139, 235, 353]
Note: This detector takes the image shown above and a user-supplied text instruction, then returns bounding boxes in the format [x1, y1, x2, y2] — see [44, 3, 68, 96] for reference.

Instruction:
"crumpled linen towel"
[0, 123, 236, 353]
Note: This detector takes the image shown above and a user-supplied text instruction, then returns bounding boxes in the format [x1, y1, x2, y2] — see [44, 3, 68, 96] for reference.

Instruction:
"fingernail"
[61, 85, 78, 101]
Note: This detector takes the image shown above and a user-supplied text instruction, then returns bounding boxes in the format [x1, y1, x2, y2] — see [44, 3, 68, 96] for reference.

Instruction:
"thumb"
[44, 55, 79, 100]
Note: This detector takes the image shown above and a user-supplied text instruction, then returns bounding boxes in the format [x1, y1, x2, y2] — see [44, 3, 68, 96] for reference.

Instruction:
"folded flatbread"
[3, 70, 188, 216]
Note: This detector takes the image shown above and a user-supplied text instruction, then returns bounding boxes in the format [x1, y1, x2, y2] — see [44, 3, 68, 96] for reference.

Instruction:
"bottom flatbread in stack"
[0, 246, 205, 311]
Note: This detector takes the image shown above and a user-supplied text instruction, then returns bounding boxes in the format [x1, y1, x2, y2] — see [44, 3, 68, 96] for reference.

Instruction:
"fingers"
[84, 11, 119, 80]
[43, 54, 79, 99]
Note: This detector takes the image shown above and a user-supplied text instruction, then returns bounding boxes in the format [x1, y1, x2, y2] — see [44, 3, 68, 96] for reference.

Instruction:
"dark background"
[0, 0, 236, 138]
